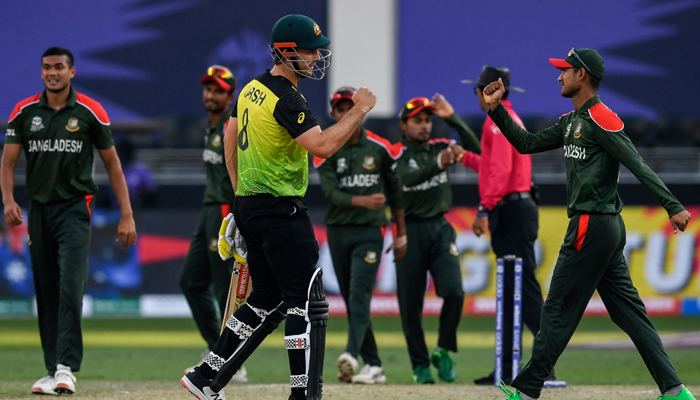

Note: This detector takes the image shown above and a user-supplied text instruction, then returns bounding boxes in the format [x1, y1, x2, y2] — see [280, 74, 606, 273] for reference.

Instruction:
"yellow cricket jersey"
[234, 70, 319, 197]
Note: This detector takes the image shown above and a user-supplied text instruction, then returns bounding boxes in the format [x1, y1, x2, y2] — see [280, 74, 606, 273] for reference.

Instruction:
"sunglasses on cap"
[405, 97, 430, 110]
[207, 65, 233, 80]
[332, 89, 355, 101]
[568, 47, 592, 75]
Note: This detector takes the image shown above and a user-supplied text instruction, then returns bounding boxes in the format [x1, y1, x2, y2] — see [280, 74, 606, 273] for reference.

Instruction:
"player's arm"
[98, 146, 137, 249]
[398, 144, 453, 186]
[224, 116, 239, 192]
[295, 87, 377, 158]
[431, 93, 481, 154]
[382, 155, 407, 261]
[1, 143, 23, 226]
[483, 78, 563, 154]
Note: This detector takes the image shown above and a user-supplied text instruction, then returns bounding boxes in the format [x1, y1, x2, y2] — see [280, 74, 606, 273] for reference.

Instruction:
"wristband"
[476, 213, 489, 218]
[477, 204, 491, 215]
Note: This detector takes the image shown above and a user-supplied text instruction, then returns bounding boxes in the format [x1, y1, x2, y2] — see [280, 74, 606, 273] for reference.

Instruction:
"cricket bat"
[220, 261, 252, 333]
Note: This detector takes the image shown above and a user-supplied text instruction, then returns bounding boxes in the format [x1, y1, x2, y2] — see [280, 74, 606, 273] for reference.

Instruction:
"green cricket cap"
[270, 14, 331, 50]
[549, 47, 604, 81]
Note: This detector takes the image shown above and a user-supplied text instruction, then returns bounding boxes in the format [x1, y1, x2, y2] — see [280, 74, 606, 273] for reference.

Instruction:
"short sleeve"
[272, 93, 319, 139]
[92, 123, 114, 150]
[231, 98, 238, 118]
[5, 115, 24, 144]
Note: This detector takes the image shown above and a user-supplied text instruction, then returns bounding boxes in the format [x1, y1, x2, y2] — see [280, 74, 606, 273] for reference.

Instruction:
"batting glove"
[218, 213, 248, 264]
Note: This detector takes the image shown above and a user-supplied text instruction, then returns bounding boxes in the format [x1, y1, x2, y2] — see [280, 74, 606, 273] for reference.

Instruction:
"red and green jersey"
[488, 95, 685, 218]
[203, 108, 235, 205]
[5, 87, 114, 204]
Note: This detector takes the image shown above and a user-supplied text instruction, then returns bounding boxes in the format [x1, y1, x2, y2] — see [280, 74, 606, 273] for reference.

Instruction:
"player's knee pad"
[210, 302, 286, 392]
[285, 268, 329, 400]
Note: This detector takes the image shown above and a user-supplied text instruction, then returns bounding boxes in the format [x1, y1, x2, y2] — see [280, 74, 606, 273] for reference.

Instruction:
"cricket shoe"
[412, 365, 435, 384]
[336, 352, 359, 383]
[53, 364, 76, 395]
[499, 380, 524, 400]
[430, 348, 456, 382]
[352, 364, 386, 384]
[31, 375, 57, 395]
[181, 368, 226, 400]
[657, 388, 697, 400]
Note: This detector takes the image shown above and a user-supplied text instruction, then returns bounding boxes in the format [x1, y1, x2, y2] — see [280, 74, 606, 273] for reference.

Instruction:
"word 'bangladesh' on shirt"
[27, 139, 84, 153]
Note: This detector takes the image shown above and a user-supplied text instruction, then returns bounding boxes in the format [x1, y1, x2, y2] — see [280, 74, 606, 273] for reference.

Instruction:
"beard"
[204, 102, 227, 114]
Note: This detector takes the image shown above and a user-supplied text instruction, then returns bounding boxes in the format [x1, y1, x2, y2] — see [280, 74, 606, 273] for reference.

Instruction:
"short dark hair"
[42, 47, 74, 68]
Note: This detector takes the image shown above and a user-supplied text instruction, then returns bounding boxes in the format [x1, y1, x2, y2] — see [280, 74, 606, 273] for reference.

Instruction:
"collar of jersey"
[574, 94, 601, 115]
[39, 86, 77, 109]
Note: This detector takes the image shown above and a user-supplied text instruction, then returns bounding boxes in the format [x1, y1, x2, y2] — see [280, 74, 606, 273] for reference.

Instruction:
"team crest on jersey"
[573, 123, 582, 139]
[362, 155, 375, 170]
[364, 250, 377, 263]
[212, 134, 222, 147]
[65, 117, 80, 132]
[209, 238, 218, 252]
[564, 123, 572, 138]
[449, 243, 459, 256]
[30, 116, 44, 132]
[313, 23, 321, 35]
[408, 159, 419, 169]
[336, 158, 347, 173]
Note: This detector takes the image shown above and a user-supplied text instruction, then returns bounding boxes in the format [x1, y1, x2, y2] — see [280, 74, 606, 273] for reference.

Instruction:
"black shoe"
[181, 368, 226, 400]
[473, 371, 511, 386]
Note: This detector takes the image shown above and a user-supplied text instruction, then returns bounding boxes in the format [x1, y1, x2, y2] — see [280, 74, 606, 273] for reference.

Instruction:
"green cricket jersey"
[488, 95, 685, 218]
[233, 70, 319, 197]
[396, 113, 481, 219]
[5, 87, 114, 204]
[314, 128, 404, 226]
[203, 108, 235, 204]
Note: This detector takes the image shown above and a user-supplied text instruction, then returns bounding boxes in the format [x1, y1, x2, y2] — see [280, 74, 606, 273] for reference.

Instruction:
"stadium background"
[1, 0, 700, 319]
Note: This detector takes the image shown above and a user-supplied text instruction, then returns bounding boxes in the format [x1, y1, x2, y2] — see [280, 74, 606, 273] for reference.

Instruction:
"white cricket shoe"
[181, 369, 226, 400]
[352, 364, 386, 384]
[31, 375, 57, 395]
[336, 352, 359, 383]
[53, 364, 76, 394]
[230, 365, 248, 383]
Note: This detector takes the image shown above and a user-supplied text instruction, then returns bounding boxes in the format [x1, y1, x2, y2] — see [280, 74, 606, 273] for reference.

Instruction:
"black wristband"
[477, 204, 490, 215]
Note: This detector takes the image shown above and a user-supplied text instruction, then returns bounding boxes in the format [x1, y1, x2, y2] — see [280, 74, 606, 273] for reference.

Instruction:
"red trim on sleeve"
[559, 110, 574, 119]
[85, 194, 94, 222]
[313, 156, 326, 168]
[366, 130, 405, 160]
[380, 226, 386, 238]
[75, 93, 111, 125]
[8, 94, 41, 122]
[574, 214, 589, 251]
[223, 118, 230, 132]
[588, 103, 624, 132]
[221, 204, 231, 219]
[428, 138, 455, 145]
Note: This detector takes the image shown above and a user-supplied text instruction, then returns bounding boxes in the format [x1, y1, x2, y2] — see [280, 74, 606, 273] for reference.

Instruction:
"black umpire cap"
[461, 65, 525, 93]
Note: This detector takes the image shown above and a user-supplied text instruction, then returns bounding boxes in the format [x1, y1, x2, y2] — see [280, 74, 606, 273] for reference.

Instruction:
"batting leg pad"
[210, 303, 286, 392]
[285, 268, 328, 400]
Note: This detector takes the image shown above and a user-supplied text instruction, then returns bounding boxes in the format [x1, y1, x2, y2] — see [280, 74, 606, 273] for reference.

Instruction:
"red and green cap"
[549, 48, 604, 81]
[398, 97, 436, 121]
[270, 14, 331, 50]
[201, 65, 236, 92]
[330, 86, 357, 108]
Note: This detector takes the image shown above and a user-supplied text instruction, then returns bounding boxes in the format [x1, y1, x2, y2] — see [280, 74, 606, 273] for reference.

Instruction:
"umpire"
[394, 94, 480, 384]
[484, 48, 694, 400]
[461, 66, 558, 385]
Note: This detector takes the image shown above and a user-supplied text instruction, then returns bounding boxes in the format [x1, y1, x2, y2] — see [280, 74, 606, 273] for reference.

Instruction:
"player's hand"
[385, 234, 407, 262]
[352, 87, 377, 113]
[3, 200, 23, 227]
[430, 93, 454, 119]
[472, 216, 488, 237]
[670, 210, 691, 234]
[483, 78, 506, 111]
[117, 214, 137, 249]
[364, 194, 386, 210]
[438, 149, 454, 169]
[448, 144, 465, 163]
[218, 213, 248, 264]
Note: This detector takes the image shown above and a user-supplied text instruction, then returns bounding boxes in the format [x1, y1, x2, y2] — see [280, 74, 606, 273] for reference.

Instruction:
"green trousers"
[327, 225, 384, 366]
[28, 195, 94, 374]
[179, 204, 235, 350]
[514, 213, 681, 398]
[396, 217, 464, 369]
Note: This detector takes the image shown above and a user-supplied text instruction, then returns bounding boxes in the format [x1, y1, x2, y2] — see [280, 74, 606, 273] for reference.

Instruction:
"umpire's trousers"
[513, 213, 681, 398]
[489, 197, 542, 378]
[28, 195, 93, 375]
[327, 225, 384, 366]
[396, 216, 464, 369]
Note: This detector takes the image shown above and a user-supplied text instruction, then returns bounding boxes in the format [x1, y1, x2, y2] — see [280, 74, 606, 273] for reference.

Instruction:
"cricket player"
[179, 65, 247, 383]
[315, 86, 406, 384]
[483, 48, 695, 400]
[394, 94, 480, 384]
[180, 14, 377, 400]
[1, 47, 137, 395]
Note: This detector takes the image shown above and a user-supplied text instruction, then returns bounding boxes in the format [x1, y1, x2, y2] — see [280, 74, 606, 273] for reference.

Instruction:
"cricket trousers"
[327, 225, 384, 366]
[396, 216, 464, 369]
[179, 203, 235, 350]
[513, 213, 681, 398]
[489, 197, 542, 378]
[28, 195, 94, 375]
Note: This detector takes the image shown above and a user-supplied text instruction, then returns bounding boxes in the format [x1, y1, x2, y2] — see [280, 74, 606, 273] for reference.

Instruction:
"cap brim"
[549, 58, 574, 70]
[406, 105, 436, 119]
[331, 95, 354, 109]
[201, 75, 232, 92]
[461, 79, 480, 86]
[461, 79, 525, 93]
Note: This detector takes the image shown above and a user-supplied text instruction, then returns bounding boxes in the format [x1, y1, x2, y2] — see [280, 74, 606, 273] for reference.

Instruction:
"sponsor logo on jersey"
[573, 123, 582, 139]
[336, 158, 347, 173]
[338, 174, 380, 188]
[364, 250, 377, 263]
[297, 112, 305, 124]
[408, 159, 419, 169]
[66, 117, 80, 132]
[212, 134, 222, 147]
[5, 129, 15, 137]
[203, 149, 224, 164]
[362, 155, 375, 170]
[449, 243, 459, 256]
[27, 139, 83, 153]
[564, 144, 586, 160]
[30, 116, 44, 132]
[565, 123, 572, 138]
[403, 171, 448, 192]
